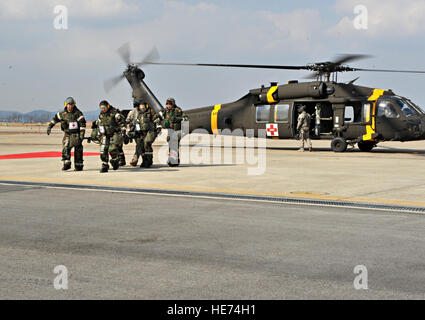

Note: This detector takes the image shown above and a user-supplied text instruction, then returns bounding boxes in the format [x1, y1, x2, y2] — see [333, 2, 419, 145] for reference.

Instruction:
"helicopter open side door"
[292, 102, 334, 138]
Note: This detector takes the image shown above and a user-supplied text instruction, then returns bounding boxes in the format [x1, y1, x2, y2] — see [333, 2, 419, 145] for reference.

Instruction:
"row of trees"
[0, 112, 53, 123]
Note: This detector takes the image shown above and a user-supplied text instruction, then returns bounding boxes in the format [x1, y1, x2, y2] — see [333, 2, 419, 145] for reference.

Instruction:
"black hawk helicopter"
[105, 46, 425, 152]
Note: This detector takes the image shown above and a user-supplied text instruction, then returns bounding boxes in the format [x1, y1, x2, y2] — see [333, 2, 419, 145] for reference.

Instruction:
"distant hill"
[0, 109, 100, 123]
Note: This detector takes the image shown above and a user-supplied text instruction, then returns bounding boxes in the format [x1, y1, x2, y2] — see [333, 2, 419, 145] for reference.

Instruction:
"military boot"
[100, 164, 109, 173]
[147, 154, 153, 167]
[167, 157, 180, 167]
[62, 163, 71, 171]
[74, 166, 83, 171]
[110, 159, 120, 170]
[140, 155, 149, 168]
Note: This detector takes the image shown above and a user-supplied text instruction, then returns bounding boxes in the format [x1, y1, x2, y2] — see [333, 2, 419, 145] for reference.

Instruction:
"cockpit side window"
[396, 99, 417, 117]
[377, 101, 399, 119]
[407, 100, 425, 115]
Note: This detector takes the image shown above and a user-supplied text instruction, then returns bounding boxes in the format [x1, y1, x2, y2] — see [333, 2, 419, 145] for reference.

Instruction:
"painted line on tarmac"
[0, 180, 424, 215]
[1, 175, 425, 208]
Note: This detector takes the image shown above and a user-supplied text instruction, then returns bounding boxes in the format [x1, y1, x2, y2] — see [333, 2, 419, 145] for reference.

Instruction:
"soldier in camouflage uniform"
[137, 102, 159, 168]
[115, 107, 127, 167]
[47, 97, 86, 171]
[163, 98, 185, 167]
[126, 101, 142, 166]
[96, 100, 127, 173]
[296, 105, 312, 152]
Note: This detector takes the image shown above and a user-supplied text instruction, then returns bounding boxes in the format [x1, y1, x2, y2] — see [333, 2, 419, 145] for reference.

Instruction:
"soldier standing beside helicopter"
[96, 100, 127, 173]
[297, 105, 312, 152]
[46, 97, 86, 171]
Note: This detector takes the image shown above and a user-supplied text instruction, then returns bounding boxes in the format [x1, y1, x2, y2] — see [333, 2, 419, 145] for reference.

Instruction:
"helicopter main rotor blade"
[144, 61, 309, 70]
[135, 47, 160, 66]
[303, 72, 319, 79]
[117, 42, 131, 65]
[104, 74, 125, 93]
[354, 68, 425, 74]
[333, 54, 372, 65]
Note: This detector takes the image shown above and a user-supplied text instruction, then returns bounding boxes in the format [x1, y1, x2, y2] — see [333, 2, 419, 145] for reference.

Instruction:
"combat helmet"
[64, 97, 76, 106]
[166, 97, 176, 106]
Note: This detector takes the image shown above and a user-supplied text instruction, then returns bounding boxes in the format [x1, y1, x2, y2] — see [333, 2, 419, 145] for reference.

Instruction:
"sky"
[1, 0, 425, 112]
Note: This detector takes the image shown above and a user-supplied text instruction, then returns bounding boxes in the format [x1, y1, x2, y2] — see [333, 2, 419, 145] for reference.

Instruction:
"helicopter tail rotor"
[135, 47, 160, 67]
[104, 74, 125, 93]
[117, 42, 131, 65]
[103, 43, 160, 93]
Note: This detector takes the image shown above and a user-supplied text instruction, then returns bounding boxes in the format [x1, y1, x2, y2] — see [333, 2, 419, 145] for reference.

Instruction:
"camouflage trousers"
[299, 128, 312, 149]
[117, 139, 125, 164]
[131, 135, 143, 163]
[141, 131, 157, 157]
[131, 131, 157, 162]
[100, 132, 121, 166]
[62, 133, 83, 167]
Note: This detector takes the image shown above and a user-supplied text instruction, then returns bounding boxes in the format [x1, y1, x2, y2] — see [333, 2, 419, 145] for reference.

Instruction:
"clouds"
[332, 0, 425, 36]
[0, 0, 425, 112]
[261, 9, 324, 53]
[0, 0, 138, 20]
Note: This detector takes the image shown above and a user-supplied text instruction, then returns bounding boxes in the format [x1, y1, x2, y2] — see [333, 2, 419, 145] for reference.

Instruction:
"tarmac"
[1, 184, 424, 299]
[0, 125, 425, 299]
[0, 125, 425, 207]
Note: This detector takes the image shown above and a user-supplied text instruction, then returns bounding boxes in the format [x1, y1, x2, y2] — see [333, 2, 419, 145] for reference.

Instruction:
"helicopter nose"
[420, 116, 425, 138]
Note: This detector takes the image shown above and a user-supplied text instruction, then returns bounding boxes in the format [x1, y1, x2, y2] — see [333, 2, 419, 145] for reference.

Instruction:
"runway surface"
[1, 129, 425, 207]
[0, 184, 424, 299]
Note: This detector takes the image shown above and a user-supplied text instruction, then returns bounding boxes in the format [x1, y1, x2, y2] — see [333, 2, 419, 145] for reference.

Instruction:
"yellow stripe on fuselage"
[267, 86, 278, 104]
[363, 89, 385, 141]
[211, 104, 222, 135]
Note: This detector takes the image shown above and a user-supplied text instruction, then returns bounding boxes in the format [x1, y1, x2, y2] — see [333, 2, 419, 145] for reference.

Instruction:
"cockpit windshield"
[404, 99, 425, 115]
[395, 98, 417, 117]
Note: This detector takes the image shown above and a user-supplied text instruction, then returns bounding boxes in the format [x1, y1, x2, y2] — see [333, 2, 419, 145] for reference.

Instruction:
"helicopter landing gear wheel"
[358, 141, 375, 152]
[331, 137, 347, 152]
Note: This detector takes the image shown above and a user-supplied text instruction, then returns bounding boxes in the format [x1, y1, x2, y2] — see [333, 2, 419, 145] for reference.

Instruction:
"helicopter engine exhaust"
[258, 82, 327, 103]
